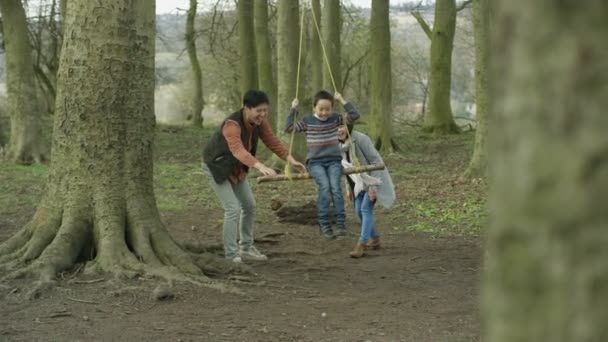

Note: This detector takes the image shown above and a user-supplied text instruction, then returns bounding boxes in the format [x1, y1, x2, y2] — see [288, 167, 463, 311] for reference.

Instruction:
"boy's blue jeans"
[308, 159, 345, 228]
[354, 191, 378, 242]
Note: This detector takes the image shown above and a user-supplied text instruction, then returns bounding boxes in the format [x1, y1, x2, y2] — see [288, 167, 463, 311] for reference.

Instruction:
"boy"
[285, 90, 360, 240]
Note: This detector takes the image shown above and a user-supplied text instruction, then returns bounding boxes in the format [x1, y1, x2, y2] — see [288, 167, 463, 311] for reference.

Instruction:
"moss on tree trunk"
[484, 1, 608, 340]
[0, 0, 48, 164]
[322, 0, 341, 92]
[369, 0, 394, 153]
[423, 0, 459, 134]
[254, 0, 277, 130]
[186, 0, 204, 127]
[310, 0, 323, 93]
[464, 0, 489, 178]
[238, 0, 258, 97]
[0, 0, 223, 292]
[276, 0, 306, 161]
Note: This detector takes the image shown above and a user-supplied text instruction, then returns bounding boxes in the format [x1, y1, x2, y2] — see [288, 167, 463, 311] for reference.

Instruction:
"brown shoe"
[349, 242, 366, 258]
[366, 236, 381, 250]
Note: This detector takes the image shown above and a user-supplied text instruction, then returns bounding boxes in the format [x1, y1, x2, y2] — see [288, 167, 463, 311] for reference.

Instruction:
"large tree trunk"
[369, 0, 393, 152]
[484, 1, 608, 341]
[423, 0, 459, 134]
[186, 0, 204, 127]
[254, 0, 277, 129]
[276, 0, 306, 160]
[0, 0, 48, 164]
[0, 0, 209, 288]
[238, 0, 258, 97]
[310, 0, 323, 92]
[464, 0, 489, 178]
[322, 0, 341, 92]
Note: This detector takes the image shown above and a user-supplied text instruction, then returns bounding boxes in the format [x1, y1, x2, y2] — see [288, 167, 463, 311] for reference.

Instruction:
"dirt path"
[1, 212, 480, 342]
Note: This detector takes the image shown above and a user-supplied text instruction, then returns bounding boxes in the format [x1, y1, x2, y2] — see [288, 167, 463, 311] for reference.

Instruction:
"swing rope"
[284, 5, 307, 179]
[310, 7, 361, 170]
[285, 2, 362, 177]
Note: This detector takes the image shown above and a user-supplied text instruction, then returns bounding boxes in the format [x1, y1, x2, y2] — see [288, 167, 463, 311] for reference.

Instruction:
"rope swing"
[261, 2, 384, 184]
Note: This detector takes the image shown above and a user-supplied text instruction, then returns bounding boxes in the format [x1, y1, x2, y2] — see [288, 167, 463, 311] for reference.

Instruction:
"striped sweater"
[285, 102, 360, 162]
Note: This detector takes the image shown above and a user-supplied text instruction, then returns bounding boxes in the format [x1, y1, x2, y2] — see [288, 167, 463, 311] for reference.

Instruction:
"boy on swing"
[285, 90, 360, 240]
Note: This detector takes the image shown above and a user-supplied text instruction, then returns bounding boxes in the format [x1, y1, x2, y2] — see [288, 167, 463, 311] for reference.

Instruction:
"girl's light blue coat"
[349, 131, 396, 209]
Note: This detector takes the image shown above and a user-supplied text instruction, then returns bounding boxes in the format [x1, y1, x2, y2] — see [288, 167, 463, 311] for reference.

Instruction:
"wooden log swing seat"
[257, 163, 386, 183]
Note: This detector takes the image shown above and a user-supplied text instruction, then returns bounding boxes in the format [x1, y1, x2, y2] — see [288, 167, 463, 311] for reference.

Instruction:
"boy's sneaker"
[334, 226, 348, 237]
[239, 246, 268, 261]
[319, 225, 336, 240]
[230, 256, 243, 264]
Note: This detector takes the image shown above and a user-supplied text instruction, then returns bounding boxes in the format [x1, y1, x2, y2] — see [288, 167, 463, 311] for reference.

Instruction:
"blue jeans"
[308, 159, 345, 228]
[354, 191, 377, 242]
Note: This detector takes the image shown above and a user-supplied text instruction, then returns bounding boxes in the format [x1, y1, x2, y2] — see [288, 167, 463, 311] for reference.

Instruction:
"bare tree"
[186, 0, 204, 127]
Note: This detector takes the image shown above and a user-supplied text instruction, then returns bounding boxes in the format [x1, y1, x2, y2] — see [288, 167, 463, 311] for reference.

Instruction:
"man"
[203, 90, 306, 263]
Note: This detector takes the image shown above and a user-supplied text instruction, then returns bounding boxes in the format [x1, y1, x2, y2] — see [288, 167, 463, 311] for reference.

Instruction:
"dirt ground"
[0, 127, 483, 341]
[0, 205, 480, 342]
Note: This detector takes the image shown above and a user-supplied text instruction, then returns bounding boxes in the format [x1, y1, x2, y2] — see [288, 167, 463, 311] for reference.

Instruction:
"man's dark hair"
[243, 90, 269, 108]
[313, 90, 334, 107]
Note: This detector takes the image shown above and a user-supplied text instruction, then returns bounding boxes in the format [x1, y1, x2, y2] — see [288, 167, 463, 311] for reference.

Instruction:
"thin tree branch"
[411, 11, 432, 39]
[456, 0, 473, 12]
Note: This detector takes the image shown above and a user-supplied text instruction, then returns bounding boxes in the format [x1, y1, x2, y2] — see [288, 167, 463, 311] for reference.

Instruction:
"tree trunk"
[0, 0, 209, 288]
[0, 0, 48, 164]
[484, 1, 608, 341]
[59, 0, 66, 17]
[463, 0, 489, 178]
[369, 0, 393, 153]
[310, 0, 323, 92]
[276, 0, 306, 161]
[322, 0, 341, 92]
[423, 0, 459, 134]
[254, 0, 277, 130]
[186, 0, 204, 127]
[238, 0, 258, 97]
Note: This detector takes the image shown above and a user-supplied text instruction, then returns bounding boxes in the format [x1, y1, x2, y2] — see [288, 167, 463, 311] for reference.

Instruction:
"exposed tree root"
[422, 122, 461, 135]
[0, 196, 245, 297]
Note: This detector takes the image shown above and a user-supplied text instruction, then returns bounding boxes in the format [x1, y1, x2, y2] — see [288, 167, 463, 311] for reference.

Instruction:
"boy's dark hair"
[243, 90, 269, 108]
[313, 90, 334, 107]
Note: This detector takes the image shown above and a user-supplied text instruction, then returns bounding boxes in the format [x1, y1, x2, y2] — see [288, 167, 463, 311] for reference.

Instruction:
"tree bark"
[423, 0, 459, 134]
[254, 0, 277, 129]
[322, 0, 341, 92]
[484, 1, 608, 341]
[276, 0, 306, 161]
[463, 0, 489, 178]
[186, 0, 204, 127]
[369, 0, 394, 152]
[310, 0, 323, 92]
[238, 0, 258, 97]
[0, 0, 210, 288]
[0, 0, 48, 164]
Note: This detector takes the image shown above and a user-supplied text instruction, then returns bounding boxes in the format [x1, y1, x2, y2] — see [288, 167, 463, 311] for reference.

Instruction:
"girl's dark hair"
[313, 90, 334, 107]
[243, 90, 269, 108]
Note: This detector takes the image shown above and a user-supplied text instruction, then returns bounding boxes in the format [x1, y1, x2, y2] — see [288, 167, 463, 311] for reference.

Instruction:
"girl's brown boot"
[366, 236, 381, 250]
[349, 242, 366, 258]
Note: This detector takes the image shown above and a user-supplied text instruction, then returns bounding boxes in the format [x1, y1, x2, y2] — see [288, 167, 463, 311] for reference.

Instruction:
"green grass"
[392, 197, 486, 236]
[153, 162, 220, 212]
[0, 163, 48, 216]
[1, 122, 488, 238]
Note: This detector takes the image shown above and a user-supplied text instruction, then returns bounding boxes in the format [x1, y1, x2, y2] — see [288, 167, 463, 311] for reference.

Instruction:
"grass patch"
[153, 162, 220, 212]
[0, 163, 48, 216]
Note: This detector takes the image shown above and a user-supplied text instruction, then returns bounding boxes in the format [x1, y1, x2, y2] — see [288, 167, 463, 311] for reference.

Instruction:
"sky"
[156, 0, 417, 14]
